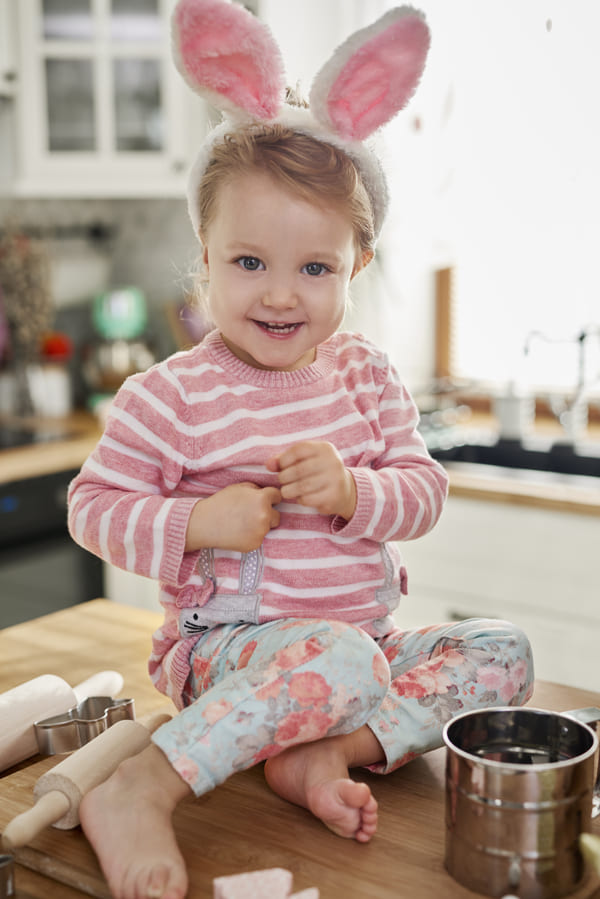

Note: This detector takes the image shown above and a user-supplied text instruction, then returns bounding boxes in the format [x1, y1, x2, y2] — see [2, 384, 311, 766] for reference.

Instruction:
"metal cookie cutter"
[0, 855, 15, 899]
[34, 695, 135, 755]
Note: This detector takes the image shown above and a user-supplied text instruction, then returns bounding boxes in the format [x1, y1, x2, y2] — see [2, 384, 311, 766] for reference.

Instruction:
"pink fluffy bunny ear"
[171, 0, 285, 120]
[310, 6, 430, 142]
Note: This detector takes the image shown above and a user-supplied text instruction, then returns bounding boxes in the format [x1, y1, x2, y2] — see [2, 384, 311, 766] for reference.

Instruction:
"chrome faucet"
[524, 326, 599, 442]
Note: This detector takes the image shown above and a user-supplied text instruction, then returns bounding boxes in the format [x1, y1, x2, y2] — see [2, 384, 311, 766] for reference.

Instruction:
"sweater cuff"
[161, 497, 202, 587]
[331, 467, 376, 538]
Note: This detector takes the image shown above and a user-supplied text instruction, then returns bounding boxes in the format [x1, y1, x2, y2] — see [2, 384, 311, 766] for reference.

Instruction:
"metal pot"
[443, 706, 600, 899]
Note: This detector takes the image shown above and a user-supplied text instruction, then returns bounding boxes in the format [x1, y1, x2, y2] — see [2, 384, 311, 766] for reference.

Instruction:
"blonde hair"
[197, 123, 375, 259]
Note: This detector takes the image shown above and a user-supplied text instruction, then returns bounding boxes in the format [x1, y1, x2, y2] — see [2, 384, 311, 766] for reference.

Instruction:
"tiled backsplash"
[0, 195, 200, 308]
[0, 196, 203, 406]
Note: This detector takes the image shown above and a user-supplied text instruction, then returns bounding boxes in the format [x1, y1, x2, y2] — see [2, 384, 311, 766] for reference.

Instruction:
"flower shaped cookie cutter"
[34, 695, 135, 755]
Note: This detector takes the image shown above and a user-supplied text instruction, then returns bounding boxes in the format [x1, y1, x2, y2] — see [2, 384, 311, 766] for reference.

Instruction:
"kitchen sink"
[430, 438, 600, 478]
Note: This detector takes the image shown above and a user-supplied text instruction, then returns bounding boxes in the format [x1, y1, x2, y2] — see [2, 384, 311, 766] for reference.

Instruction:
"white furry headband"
[171, 0, 430, 241]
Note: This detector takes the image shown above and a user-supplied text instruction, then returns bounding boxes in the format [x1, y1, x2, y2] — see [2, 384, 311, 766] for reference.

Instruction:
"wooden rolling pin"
[0, 671, 124, 772]
[2, 707, 172, 851]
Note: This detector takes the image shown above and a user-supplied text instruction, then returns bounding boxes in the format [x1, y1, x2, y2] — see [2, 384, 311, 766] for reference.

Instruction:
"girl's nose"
[262, 282, 298, 310]
[262, 288, 298, 309]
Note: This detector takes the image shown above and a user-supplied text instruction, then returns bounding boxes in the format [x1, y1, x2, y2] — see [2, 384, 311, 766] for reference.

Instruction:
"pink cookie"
[213, 868, 293, 899]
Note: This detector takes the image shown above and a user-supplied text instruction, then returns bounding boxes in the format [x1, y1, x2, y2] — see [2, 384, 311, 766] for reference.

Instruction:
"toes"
[147, 865, 171, 898]
[337, 779, 370, 809]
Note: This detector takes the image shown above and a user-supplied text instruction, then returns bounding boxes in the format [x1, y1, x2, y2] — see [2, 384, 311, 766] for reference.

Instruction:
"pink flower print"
[385, 750, 418, 774]
[476, 664, 508, 692]
[192, 655, 213, 691]
[237, 639, 257, 670]
[173, 754, 200, 786]
[203, 698, 233, 725]
[383, 643, 399, 664]
[511, 658, 529, 686]
[393, 661, 453, 699]
[373, 651, 390, 686]
[287, 672, 332, 708]
[272, 636, 324, 672]
[439, 648, 467, 668]
[275, 709, 333, 747]
[499, 658, 532, 703]
[252, 742, 281, 765]
[255, 676, 286, 703]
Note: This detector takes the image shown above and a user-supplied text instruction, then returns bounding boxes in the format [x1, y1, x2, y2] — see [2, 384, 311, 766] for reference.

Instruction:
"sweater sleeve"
[67, 367, 201, 587]
[332, 362, 448, 542]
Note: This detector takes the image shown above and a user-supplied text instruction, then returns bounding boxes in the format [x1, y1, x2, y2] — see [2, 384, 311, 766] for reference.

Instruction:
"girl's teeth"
[263, 322, 297, 333]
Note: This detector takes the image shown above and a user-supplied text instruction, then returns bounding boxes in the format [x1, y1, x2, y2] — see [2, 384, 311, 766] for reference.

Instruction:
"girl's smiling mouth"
[254, 321, 304, 336]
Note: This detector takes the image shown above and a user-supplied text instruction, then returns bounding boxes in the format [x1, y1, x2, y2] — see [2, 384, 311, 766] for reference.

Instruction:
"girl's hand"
[267, 441, 357, 521]
[186, 482, 282, 553]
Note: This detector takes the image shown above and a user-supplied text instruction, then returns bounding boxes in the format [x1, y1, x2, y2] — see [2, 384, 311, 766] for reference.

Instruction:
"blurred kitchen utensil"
[0, 286, 9, 363]
[49, 238, 111, 308]
[84, 287, 154, 393]
[92, 287, 147, 341]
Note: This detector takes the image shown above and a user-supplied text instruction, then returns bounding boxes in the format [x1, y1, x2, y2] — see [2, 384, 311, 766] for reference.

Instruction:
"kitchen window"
[376, 0, 600, 399]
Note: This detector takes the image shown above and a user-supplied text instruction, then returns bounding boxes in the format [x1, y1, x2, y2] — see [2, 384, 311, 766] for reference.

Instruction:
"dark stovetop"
[0, 422, 73, 450]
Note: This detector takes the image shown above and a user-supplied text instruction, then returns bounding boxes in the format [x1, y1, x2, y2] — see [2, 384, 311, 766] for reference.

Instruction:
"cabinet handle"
[0, 70, 17, 98]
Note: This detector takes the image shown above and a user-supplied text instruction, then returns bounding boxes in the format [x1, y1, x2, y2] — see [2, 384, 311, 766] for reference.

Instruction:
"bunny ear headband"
[172, 0, 430, 242]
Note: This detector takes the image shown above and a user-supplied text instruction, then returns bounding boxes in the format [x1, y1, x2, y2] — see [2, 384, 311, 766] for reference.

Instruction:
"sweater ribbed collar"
[204, 329, 337, 388]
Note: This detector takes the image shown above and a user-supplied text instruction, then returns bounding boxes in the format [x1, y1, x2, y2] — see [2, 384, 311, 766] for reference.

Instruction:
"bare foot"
[264, 727, 383, 843]
[79, 744, 191, 899]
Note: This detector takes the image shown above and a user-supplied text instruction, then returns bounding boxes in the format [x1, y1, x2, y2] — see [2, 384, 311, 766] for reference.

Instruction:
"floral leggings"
[151, 617, 534, 796]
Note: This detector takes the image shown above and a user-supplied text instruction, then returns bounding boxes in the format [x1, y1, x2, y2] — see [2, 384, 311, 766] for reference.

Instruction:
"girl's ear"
[310, 7, 430, 142]
[351, 249, 375, 279]
[171, 0, 285, 120]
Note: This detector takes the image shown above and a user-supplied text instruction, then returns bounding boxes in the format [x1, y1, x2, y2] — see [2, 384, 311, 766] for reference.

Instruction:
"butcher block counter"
[2, 600, 600, 899]
[0, 413, 102, 486]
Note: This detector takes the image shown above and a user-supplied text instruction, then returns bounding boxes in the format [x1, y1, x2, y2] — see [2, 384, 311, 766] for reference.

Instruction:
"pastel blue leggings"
[151, 617, 534, 795]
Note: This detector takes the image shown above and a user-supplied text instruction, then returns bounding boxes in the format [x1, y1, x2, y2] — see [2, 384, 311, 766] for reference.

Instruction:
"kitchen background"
[0, 1, 598, 689]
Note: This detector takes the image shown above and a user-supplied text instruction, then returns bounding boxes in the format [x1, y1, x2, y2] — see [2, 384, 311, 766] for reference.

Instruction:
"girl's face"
[202, 171, 366, 372]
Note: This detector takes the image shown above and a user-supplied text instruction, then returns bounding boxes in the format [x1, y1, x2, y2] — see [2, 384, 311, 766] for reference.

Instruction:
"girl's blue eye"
[238, 256, 262, 271]
[303, 262, 328, 276]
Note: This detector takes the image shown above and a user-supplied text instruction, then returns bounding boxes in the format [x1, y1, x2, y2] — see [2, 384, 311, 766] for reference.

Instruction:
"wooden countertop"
[1, 410, 598, 515]
[0, 412, 102, 485]
[2, 599, 600, 899]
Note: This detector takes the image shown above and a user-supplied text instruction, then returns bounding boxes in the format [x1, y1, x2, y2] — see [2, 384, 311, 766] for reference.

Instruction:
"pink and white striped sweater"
[68, 330, 448, 708]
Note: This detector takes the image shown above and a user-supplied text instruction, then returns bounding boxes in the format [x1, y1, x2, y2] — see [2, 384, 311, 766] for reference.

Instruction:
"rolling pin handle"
[2, 790, 70, 852]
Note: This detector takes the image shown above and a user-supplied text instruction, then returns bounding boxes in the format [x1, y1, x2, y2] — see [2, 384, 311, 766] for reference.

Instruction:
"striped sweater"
[68, 330, 448, 708]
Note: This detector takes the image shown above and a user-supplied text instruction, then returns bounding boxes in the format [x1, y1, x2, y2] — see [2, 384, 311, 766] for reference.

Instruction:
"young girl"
[67, 3, 534, 897]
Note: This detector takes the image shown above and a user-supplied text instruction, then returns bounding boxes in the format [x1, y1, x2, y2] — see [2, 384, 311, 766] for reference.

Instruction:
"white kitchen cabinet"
[0, 0, 17, 98]
[396, 495, 599, 692]
[9, 0, 208, 196]
[104, 561, 161, 612]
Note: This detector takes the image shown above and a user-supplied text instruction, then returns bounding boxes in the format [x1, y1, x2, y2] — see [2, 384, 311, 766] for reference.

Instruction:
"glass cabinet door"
[113, 57, 163, 151]
[42, 0, 96, 151]
[110, 0, 161, 40]
[111, 1, 164, 151]
[39, 0, 165, 155]
[14, 0, 199, 195]
[42, 0, 93, 40]
[45, 57, 95, 151]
